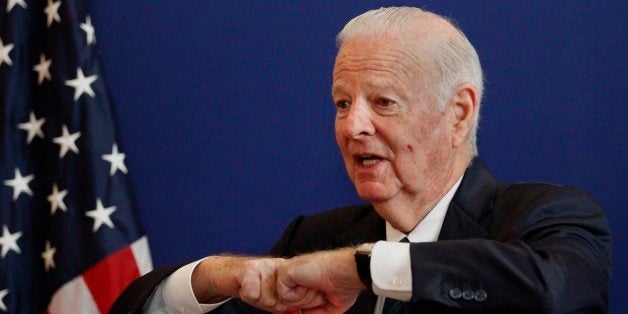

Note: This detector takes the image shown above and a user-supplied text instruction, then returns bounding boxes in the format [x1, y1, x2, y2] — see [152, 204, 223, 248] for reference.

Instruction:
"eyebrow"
[331, 81, 351, 96]
[331, 65, 418, 101]
[366, 78, 411, 101]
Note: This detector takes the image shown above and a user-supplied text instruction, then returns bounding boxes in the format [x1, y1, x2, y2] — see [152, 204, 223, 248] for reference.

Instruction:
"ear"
[448, 83, 478, 149]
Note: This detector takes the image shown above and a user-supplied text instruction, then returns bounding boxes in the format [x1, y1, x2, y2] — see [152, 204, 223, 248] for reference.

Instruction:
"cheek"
[334, 125, 353, 168]
[418, 113, 450, 146]
[395, 116, 449, 174]
[334, 122, 344, 148]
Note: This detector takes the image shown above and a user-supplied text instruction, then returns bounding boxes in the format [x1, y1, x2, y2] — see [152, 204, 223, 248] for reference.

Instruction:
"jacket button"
[462, 289, 474, 300]
[449, 287, 462, 299]
[474, 289, 487, 302]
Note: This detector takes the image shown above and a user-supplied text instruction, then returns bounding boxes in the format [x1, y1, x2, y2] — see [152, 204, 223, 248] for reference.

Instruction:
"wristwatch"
[354, 243, 375, 288]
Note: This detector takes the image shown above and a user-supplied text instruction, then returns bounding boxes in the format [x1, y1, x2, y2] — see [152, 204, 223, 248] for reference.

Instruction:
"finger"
[283, 287, 318, 308]
[299, 289, 327, 309]
[287, 285, 309, 303]
[257, 260, 280, 309]
[277, 262, 307, 303]
[238, 264, 261, 302]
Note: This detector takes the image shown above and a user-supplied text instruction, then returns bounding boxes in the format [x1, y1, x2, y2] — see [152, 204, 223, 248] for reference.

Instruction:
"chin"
[356, 186, 394, 204]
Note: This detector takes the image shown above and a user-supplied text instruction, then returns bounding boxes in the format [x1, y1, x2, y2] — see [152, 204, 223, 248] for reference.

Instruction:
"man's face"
[332, 35, 456, 210]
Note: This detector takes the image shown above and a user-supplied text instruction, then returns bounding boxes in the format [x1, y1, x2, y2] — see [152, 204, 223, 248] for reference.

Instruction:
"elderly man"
[112, 7, 610, 313]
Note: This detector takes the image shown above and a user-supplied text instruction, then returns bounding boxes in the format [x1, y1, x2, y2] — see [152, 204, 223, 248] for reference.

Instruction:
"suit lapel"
[334, 159, 496, 312]
[439, 159, 495, 240]
[331, 159, 496, 244]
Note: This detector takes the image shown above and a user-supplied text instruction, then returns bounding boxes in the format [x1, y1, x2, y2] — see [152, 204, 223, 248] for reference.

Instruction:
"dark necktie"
[382, 237, 410, 314]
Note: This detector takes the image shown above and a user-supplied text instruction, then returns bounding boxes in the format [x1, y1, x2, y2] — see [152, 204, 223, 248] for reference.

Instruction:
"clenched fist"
[192, 256, 326, 312]
[277, 248, 366, 314]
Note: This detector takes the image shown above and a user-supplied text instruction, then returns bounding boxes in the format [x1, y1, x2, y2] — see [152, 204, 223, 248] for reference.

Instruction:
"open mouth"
[357, 155, 382, 167]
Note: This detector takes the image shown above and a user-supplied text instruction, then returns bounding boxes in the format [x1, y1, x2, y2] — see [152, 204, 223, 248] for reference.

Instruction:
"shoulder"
[493, 181, 603, 213]
[490, 181, 609, 242]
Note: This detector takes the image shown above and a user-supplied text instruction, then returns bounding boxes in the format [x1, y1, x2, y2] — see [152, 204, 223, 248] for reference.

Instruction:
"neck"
[374, 154, 470, 233]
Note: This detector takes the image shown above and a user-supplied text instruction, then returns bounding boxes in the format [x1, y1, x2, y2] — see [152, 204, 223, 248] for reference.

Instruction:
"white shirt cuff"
[144, 258, 230, 313]
[370, 241, 412, 301]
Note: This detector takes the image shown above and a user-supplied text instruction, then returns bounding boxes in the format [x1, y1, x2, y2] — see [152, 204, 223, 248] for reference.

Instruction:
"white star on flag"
[0, 0, 154, 310]
[85, 199, 117, 232]
[47, 183, 68, 215]
[80, 15, 96, 45]
[3, 168, 34, 201]
[44, 0, 62, 27]
[53, 124, 81, 158]
[41, 240, 57, 272]
[0, 289, 8, 311]
[0, 225, 22, 258]
[64, 68, 97, 100]
[6, 0, 26, 13]
[102, 144, 128, 176]
[17, 111, 46, 144]
[33, 54, 52, 85]
[0, 38, 14, 67]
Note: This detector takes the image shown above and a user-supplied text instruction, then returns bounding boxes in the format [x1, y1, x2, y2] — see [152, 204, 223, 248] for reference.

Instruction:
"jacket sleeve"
[408, 187, 611, 313]
[109, 216, 307, 313]
[109, 265, 182, 313]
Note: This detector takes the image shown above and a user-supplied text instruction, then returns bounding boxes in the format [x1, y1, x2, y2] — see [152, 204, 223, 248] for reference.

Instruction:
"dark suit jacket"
[111, 160, 611, 313]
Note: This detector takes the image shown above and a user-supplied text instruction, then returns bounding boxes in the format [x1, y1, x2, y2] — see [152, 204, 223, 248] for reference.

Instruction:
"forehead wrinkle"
[334, 52, 412, 78]
[334, 47, 429, 97]
[334, 61, 411, 93]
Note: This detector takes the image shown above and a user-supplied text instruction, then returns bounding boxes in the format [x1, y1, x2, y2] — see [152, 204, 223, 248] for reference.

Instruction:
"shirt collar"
[386, 175, 464, 243]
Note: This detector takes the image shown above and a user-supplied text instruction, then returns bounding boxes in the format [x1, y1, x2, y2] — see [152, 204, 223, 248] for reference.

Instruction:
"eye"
[335, 100, 350, 111]
[377, 98, 395, 107]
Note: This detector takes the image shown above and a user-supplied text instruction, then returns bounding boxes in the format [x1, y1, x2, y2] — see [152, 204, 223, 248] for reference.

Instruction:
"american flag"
[0, 0, 152, 312]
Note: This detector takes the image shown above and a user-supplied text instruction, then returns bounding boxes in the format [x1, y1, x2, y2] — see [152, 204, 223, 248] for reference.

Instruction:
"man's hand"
[277, 248, 366, 313]
[192, 256, 325, 312]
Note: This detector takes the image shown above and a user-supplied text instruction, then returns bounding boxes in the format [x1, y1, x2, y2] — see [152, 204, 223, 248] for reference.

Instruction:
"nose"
[340, 99, 375, 139]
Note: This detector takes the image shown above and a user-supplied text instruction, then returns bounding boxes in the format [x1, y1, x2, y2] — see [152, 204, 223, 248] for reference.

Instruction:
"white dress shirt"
[371, 176, 462, 313]
[145, 176, 463, 313]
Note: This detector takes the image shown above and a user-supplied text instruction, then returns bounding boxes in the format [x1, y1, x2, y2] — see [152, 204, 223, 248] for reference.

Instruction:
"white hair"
[336, 7, 484, 157]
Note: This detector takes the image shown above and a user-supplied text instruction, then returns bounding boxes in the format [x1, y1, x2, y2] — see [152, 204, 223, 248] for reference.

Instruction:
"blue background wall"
[89, 1, 626, 312]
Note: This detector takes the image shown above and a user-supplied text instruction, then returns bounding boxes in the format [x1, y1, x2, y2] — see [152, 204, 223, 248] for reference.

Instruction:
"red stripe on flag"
[82, 245, 140, 313]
